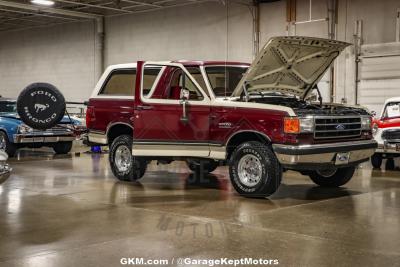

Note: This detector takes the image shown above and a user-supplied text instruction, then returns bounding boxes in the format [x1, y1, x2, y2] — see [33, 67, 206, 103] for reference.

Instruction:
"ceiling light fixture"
[30, 0, 55, 6]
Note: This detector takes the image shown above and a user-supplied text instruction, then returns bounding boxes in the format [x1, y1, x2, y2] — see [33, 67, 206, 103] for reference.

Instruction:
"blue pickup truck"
[0, 97, 83, 157]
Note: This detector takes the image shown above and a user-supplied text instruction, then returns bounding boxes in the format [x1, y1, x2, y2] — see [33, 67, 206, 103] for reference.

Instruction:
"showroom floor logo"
[157, 214, 230, 239]
[155, 198, 260, 239]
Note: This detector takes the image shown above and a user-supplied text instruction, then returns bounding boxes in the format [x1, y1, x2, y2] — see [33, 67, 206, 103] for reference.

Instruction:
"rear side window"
[100, 69, 136, 96]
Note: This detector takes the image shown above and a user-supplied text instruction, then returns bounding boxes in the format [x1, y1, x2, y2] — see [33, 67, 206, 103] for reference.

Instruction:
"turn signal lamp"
[284, 117, 300, 134]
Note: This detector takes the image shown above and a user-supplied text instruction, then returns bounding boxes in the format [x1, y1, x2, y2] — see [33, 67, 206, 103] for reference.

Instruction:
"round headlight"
[18, 124, 33, 134]
[361, 116, 372, 130]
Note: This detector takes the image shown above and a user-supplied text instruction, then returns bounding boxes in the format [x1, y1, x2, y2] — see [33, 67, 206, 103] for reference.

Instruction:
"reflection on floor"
[0, 150, 400, 266]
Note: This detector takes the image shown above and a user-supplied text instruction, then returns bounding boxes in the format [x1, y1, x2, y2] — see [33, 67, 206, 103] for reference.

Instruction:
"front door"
[133, 63, 210, 157]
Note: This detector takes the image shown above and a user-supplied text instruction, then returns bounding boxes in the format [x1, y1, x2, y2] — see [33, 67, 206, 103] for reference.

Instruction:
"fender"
[106, 121, 134, 137]
[225, 130, 272, 146]
[0, 120, 21, 142]
[106, 122, 134, 144]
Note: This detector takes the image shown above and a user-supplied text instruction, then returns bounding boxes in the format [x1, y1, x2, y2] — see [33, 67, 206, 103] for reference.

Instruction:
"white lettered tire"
[229, 141, 282, 197]
[109, 135, 147, 181]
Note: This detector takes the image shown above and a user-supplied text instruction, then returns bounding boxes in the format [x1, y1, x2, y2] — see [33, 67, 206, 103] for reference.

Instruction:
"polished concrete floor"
[0, 148, 400, 267]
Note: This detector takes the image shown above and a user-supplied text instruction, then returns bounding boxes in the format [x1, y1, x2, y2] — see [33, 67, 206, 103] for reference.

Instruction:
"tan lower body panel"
[132, 144, 226, 160]
[88, 132, 107, 144]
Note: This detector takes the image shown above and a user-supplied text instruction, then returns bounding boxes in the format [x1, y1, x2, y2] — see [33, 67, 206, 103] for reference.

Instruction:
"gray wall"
[104, 2, 253, 65]
[0, 0, 399, 103]
[0, 21, 96, 102]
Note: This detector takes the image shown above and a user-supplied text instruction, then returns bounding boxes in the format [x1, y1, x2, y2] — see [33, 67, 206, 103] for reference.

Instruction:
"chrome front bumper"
[272, 140, 377, 170]
[375, 141, 400, 154]
[13, 134, 75, 143]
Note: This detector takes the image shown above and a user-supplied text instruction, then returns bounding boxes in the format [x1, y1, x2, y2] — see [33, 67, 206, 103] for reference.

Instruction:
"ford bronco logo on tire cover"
[34, 103, 50, 113]
[17, 83, 66, 130]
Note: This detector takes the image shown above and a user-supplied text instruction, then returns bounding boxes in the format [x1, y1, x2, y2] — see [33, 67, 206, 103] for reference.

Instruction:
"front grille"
[314, 116, 361, 140]
[382, 129, 400, 141]
[31, 126, 73, 136]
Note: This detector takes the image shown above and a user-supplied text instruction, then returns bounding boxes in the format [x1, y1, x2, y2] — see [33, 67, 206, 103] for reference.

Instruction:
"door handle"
[180, 99, 189, 124]
[136, 105, 153, 110]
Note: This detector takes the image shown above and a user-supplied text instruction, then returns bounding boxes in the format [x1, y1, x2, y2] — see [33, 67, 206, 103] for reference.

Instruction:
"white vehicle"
[371, 97, 400, 169]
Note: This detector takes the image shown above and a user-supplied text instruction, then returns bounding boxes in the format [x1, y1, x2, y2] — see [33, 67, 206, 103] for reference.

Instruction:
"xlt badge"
[218, 122, 233, 129]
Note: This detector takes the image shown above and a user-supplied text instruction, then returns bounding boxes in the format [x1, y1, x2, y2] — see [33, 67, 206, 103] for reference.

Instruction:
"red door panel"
[134, 103, 209, 143]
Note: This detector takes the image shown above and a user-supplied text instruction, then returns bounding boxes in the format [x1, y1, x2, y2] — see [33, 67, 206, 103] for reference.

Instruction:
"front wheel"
[0, 131, 16, 157]
[53, 141, 72, 154]
[308, 166, 356, 187]
[229, 141, 282, 198]
[109, 135, 147, 181]
[371, 154, 382, 169]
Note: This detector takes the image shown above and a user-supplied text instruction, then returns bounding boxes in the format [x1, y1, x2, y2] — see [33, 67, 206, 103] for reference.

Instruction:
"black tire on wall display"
[17, 83, 66, 130]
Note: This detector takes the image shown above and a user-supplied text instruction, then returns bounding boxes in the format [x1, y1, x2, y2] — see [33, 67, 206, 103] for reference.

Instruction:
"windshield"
[0, 101, 16, 114]
[205, 66, 247, 97]
[383, 102, 400, 119]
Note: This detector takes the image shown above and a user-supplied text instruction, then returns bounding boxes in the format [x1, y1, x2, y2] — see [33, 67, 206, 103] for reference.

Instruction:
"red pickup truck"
[86, 36, 377, 197]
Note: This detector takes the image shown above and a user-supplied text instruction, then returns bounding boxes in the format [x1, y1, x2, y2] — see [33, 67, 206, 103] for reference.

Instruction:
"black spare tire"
[17, 83, 66, 130]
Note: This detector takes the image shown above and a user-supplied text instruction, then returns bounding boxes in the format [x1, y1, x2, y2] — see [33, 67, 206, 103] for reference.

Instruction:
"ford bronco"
[86, 36, 377, 197]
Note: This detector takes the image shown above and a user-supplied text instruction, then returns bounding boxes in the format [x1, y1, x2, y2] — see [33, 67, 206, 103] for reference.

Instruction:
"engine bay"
[241, 96, 370, 116]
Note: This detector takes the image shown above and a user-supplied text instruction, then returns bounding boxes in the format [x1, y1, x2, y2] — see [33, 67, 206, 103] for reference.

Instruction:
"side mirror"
[371, 111, 377, 117]
[180, 88, 190, 100]
[180, 89, 190, 124]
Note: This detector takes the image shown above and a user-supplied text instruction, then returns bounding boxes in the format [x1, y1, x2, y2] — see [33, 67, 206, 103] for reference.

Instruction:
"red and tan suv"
[86, 36, 377, 197]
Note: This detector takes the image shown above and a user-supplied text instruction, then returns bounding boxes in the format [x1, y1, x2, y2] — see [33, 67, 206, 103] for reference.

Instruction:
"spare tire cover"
[17, 83, 66, 130]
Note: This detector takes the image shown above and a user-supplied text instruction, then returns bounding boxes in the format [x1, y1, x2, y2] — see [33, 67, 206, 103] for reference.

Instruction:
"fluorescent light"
[31, 0, 55, 6]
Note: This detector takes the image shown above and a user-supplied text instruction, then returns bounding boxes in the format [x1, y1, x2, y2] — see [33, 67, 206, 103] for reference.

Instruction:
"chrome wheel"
[114, 145, 132, 172]
[316, 169, 337, 178]
[237, 154, 262, 187]
[0, 134, 6, 150]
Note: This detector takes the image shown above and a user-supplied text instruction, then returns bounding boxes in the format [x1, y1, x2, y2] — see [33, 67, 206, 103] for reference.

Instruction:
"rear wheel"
[386, 158, 395, 170]
[53, 141, 72, 154]
[109, 135, 147, 181]
[0, 131, 16, 157]
[309, 166, 355, 187]
[186, 159, 219, 174]
[371, 154, 382, 169]
[229, 141, 282, 198]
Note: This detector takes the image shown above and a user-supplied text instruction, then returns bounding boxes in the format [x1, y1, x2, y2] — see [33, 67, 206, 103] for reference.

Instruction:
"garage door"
[358, 43, 400, 113]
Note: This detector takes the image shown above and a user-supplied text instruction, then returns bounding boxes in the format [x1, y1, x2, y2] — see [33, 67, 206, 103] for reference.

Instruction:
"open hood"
[0, 113, 19, 119]
[232, 36, 350, 99]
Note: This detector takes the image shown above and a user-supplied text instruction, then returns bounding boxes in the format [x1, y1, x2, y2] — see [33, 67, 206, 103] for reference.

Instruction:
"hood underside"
[233, 36, 350, 98]
[0, 113, 74, 124]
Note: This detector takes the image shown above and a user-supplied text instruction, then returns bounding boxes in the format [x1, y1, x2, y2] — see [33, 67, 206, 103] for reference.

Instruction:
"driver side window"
[165, 67, 204, 101]
[147, 66, 204, 101]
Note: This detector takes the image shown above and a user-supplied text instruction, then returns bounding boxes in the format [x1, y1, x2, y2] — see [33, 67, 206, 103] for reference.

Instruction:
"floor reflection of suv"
[86, 36, 377, 198]
[371, 97, 400, 169]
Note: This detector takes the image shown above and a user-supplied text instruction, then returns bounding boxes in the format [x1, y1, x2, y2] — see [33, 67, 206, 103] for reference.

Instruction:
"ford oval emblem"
[336, 124, 346, 130]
